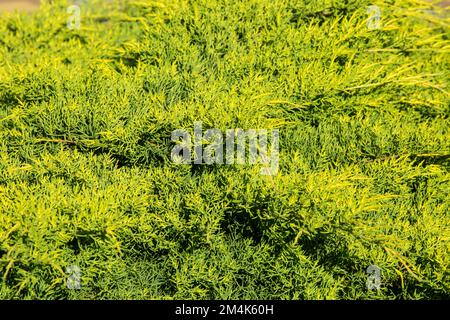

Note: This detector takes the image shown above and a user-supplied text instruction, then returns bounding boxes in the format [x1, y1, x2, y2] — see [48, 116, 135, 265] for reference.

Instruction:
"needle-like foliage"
[0, 0, 449, 299]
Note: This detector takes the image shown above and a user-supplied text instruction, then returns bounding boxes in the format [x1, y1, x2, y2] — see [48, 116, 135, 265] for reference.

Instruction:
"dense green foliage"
[0, 0, 449, 299]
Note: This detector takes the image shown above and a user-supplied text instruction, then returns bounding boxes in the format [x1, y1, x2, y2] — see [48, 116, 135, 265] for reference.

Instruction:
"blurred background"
[0, 0, 41, 12]
[0, 0, 448, 13]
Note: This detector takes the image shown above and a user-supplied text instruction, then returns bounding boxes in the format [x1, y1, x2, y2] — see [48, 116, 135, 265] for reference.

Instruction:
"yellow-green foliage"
[0, 0, 449, 299]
